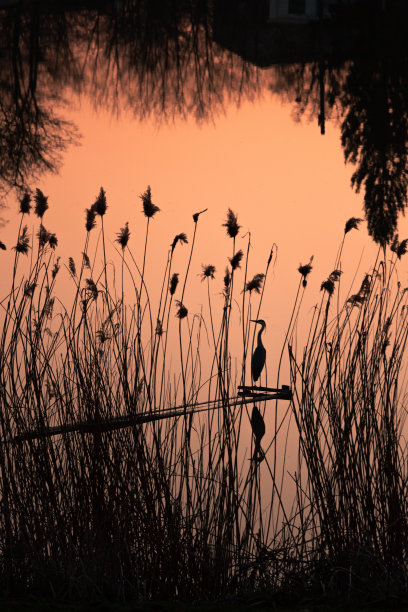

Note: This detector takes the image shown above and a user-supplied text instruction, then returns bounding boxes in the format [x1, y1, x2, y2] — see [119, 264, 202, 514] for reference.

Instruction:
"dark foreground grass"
[1, 189, 408, 607]
[1, 596, 408, 612]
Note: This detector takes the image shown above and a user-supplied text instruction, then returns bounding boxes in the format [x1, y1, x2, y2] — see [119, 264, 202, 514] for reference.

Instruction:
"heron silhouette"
[251, 319, 266, 383]
[250, 405, 265, 462]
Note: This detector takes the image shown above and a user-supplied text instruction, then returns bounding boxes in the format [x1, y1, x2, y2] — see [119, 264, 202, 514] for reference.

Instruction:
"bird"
[250, 405, 265, 463]
[251, 319, 266, 383]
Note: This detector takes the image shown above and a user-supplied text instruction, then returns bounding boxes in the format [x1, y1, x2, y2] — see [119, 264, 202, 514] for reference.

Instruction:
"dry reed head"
[19, 192, 31, 215]
[23, 281, 36, 296]
[156, 319, 163, 336]
[321, 278, 335, 295]
[37, 227, 57, 249]
[344, 217, 362, 234]
[175, 300, 188, 319]
[223, 267, 231, 295]
[92, 187, 107, 216]
[245, 273, 265, 294]
[222, 208, 240, 238]
[49, 233, 58, 250]
[34, 188, 49, 219]
[298, 256, 314, 287]
[68, 257, 77, 277]
[229, 250, 243, 271]
[192, 208, 208, 223]
[85, 278, 98, 300]
[51, 258, 60, 279]
[140, 185, 160, 218]
[169, 273, 179, 295]
[82, 252, 91, 269]
[329, 269, 342, 282]
[85, 207, 96, 232]
[13, 226, 30, 255]
[116, 222, 130, 249]
[391, 234, 408, 259]
[171, 233, 188, 252]
[201, 264, 216, 281]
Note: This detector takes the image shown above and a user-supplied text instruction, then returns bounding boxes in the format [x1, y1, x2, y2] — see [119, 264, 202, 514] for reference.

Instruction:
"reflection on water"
[0, 1, 408, 244]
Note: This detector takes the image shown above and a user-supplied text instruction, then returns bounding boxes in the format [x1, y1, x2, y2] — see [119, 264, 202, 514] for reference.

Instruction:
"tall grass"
[1, 189, 408, 606]
[289, 239, 408, 602]
[0, 188, 287, 602]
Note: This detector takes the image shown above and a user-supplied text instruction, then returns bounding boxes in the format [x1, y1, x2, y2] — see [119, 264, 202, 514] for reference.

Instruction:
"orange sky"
[1, 91, 385, 343]
[2, 87, 408, 510]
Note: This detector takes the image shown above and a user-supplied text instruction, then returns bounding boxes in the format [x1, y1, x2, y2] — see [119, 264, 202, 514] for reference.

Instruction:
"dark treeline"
[2, 0, 408, 244]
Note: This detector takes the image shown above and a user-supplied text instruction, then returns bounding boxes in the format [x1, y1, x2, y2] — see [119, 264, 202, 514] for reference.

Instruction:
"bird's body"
[250, 405, 265, 463]
[251, 319, 266, 382]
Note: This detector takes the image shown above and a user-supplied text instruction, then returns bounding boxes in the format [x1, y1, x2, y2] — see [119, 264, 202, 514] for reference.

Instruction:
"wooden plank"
[6, 389, 292, 443]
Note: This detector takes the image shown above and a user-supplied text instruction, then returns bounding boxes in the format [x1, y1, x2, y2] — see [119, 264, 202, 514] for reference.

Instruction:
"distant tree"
[340, 58, 408, 245]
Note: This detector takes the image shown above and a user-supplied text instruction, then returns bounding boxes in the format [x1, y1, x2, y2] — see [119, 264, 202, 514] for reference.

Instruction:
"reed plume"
[344, 216, 362, 234]
[171, 232, 188, 252]
[34, 188, 49, 218]
[92, 187, 108, 216]
[229, 249, 243, 271]
[222, 208, 240, 238]
[85, 207, 96, 232]
[13, 226, 30, 254]
[140, 185, 160, 218]
[245, 273, 264, 294]
[19, 192, 31, 215]
[200, 264, 215, 280]
[116, 222, 130, 250]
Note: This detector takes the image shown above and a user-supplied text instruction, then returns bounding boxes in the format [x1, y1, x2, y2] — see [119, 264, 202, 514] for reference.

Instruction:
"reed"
[0, 187, 285, 602]
[1, 191, 408, 608]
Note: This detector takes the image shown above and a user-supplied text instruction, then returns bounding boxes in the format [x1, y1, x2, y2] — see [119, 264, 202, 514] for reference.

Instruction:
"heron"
[251, 319, 266, 383]
[250, 405, 265, 463]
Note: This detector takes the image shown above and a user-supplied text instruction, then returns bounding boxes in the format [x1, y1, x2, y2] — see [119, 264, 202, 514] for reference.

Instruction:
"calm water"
[1, 0, 407, 400]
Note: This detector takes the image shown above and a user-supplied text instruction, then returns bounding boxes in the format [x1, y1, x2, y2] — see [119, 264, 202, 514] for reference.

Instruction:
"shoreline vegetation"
[1, 187, 408, 610]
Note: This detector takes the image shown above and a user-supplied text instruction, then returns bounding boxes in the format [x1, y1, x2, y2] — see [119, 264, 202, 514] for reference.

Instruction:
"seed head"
[82, 252, 91, 269]
[85, 207, 96, 232]
[201, 264, 216, 281]
[48, 233, 58, 250]
[51, 257, 60, 279]
[192, 208, 208, 223]
[397, 239, 408, 259]
[68, 257, 77, 277]
[344, 217, 362, 235]
[24, 281, 36, 297]
[222, 208, 240, 238]
[245, 273, 265, 294]
[92, 187, 107, 216]
[37, 226, 50, 248]
[13, 226, 30, 255]
[19, 192, 31, 215]
[298, 256, 314, 287]
[169, 273, 179, 295]
[224, 267, 231, 291]
[171, 233, 188, 252]
[156, 319, 163, 336]
[116, 222, 130, 250]
[175, 300, 188, 319]
[140, 185, 160, 218]
[229, 249, 243, 271]
[329, 269, 342, 282]
[34, 189, 49, 218]
[85, 278, 98, 300]
[321, 278, 335, 295]
[391, 234, 408, 259]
